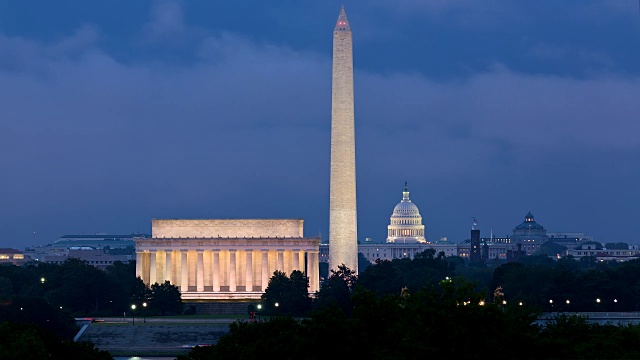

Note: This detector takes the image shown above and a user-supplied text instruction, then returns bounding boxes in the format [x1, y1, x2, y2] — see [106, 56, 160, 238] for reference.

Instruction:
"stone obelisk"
[329, 5, 358, 274]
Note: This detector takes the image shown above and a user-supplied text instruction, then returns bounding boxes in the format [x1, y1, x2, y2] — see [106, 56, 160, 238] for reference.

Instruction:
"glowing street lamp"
[131, 304, 136, 326]
[40, 277, 46, 284]
[596, 298, 601, 303]
[142, 302, 147, 323]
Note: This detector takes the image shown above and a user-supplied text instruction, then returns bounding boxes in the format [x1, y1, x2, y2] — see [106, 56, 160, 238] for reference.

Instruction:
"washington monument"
[329, 6, 358, 274]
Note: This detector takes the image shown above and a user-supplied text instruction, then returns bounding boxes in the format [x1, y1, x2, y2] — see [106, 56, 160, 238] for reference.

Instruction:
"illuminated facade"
[329, 5, 359, 274]
[0, 248, 27, 266]
[135, 219, 320, 301]
[386, 183, 427, 244]
[511, 211, 548, 255]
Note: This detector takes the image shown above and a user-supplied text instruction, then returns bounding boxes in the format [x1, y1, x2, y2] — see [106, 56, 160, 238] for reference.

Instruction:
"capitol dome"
[386, 182, 427, 243]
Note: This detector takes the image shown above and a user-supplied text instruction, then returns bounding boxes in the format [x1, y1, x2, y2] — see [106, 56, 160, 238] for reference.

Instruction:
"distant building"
[43, 249, 132, 270]
[53, 233, 147, 250]
[135, 219, 320, 301]
[25, 233, 146, 262]
[386, 183, 427, 244]
[470, 223, 481, 262]
[0, 248, 27, 266]
[547, 232, 593, 249]
[566, 242, 640, 262]
[354, 184, 452, 263]
[511, 211, 548, 255]
[358, 242, 458, 263]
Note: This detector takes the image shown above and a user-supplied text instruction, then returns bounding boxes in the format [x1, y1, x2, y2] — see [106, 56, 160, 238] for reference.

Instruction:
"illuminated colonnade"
[135, 219, 320, 300]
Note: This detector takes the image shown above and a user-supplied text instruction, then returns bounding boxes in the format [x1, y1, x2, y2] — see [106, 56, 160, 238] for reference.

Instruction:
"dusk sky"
[2, 1, 640, 249]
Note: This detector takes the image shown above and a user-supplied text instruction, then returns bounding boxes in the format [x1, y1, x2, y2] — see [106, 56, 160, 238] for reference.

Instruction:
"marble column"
[149, 250, 157, 285]
[212, 250, 220, 292]
[245, 250, 253, 292]
[135, 251, 144, 281]
[277, 249, 284, 272]
[164, 249, 172, 283]
[180, 249, 188, 292]
[261, 249, 269, 292]
[229, 250, 237, 292]
[292, 249, 300, 271]
[308, 250, 319, 292]
[196, 249, 204, 292]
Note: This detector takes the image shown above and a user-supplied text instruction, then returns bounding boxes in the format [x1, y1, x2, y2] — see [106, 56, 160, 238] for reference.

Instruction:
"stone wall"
[152, 219, 304, 239]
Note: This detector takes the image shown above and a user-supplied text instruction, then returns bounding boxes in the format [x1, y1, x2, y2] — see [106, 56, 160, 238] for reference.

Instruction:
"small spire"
[335, 5, 351, 32]
[404, 181, 408, 192]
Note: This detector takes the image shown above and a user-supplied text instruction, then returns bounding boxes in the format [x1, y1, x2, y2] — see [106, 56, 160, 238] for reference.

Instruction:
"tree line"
[0, 258, 183, 359]
[181, 249, 640, 359]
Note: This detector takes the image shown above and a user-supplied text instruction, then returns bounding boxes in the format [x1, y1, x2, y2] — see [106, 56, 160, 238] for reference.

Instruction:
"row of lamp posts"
[130, 302, 147, 325]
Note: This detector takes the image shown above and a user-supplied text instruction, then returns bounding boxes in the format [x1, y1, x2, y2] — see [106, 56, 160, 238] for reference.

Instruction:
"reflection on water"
[113, 357, 177, 360]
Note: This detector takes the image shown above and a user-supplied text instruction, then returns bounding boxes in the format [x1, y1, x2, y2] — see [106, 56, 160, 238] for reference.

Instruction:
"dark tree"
[605, 242, 629, 250]
[130, 277, 152, 305]
[0, 295, 78, 339]
[313, 264, 357, 316]
[537, 241, 567, 257]
[0, 322, 112, 360]
[357, 259, 402, 296]
[149, 280, 183, 315]
[261, 270, 312, 316]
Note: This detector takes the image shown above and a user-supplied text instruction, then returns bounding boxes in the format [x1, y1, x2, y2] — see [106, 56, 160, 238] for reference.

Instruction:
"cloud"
[142, 0, 187, 41]
[2, 1, 640, 247]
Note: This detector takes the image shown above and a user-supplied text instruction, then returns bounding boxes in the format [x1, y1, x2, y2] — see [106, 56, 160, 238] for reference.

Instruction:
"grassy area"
[93, 322, 233, 327]
[154, 314, 247, 319]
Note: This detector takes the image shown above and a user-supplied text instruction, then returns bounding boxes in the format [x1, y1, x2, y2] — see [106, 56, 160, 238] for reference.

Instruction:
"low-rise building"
[42, 249, 132, 270]
[0, 248, 28, 266]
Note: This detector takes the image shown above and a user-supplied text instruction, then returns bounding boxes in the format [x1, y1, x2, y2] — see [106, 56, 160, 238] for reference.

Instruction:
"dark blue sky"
[1, 1, 640, 249]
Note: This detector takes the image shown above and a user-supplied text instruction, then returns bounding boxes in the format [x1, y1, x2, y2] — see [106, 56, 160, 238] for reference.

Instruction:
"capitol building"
[354, 184, 458, 263]
[386, 183, 427, 244]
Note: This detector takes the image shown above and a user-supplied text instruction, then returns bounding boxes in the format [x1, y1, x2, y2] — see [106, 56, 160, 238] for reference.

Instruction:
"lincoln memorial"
[135, 219, 321, 300]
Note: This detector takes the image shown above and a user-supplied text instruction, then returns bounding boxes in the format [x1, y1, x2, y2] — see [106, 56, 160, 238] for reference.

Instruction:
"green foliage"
[0, 322, 112, 360]
[356, 259, 401, 296]
[538, 314, 640, 359]
[489, 257, 640, 311]
[0, 276, 14, 302]
[261, 270, 312, 316]
[0, 295, 78, 338]
[313, 264, 357, 316]
[537, 241, 568, 257]
[179, 279, 541, 360]
[149, 280, 183, 315]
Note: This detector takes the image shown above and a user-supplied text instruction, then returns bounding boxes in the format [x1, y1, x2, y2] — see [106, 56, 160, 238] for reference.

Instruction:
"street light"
[40, 277, 46, 284]
[143, 302, 147, 323]
[131, 304, 136, 326]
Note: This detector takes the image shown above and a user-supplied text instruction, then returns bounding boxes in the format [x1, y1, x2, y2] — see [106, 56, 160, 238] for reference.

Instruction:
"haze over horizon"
[2, 1, 640, 250]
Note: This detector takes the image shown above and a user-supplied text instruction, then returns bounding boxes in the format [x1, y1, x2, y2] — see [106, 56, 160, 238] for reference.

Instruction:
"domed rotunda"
[386, 182, 427, 243]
